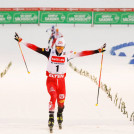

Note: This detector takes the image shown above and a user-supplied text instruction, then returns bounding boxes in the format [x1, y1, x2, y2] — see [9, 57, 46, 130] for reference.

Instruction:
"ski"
[48, 113, 54, 133]
[49, 124, 62, 133]
[58, 123, 62, 129]
[49, 126, 53, 133]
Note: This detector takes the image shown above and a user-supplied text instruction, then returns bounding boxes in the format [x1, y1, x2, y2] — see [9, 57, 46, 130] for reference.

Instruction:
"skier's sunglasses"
[56, 46, 64, 50]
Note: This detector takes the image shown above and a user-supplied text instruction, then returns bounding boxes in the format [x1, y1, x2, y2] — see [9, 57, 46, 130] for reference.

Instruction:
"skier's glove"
[14, 32, 22, 42]
[98, 43, 106, 53]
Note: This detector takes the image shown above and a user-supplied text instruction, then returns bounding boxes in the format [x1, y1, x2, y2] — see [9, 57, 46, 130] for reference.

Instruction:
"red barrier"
[93, 8, 134, 12]
[39, 7, 92, 11]
[0, 8, 40, 11]
[0, 8, 134, 12]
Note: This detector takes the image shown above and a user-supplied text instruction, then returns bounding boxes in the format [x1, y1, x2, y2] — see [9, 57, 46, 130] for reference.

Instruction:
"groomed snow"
[0, 23, 134, 134]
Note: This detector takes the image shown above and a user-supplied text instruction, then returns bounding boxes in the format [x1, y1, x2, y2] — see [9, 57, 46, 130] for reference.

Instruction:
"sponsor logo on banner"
[59, 94, 65, 99]
[51, 56, 65, 63]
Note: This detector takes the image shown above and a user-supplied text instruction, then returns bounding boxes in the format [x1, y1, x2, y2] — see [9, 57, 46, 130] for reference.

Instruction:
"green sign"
[40, 11, 92, 24]
[0, 11, 38, 24]
[94, 12, 120, 24]
[40, 12, 65, 23]
[94, 12, 134, 24]
[0, 13, 12, 23]
[67, 13, 92, 23]
[120, 12, 134, 24]
[1, 11, 134, 24]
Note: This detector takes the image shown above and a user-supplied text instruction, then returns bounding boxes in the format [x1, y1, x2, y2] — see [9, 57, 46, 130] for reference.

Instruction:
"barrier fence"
[0, 62, 12, 78]
[1, 8, 134, 24]
[68, 61, 134, 125]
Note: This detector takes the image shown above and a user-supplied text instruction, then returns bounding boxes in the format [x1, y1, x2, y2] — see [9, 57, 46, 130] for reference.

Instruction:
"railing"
[69, 61, 134, 125]
[0, 62, 12, 78]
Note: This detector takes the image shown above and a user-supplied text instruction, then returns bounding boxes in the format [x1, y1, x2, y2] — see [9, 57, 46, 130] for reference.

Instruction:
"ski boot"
[57, 112, 63, 129]
[48, 113, 54, 133]
[57, 106, 64, 129]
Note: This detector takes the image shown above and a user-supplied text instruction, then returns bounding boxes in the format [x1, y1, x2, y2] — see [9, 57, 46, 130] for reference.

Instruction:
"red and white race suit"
[20, 40, 100, 112]
[50, 32, 63, 48]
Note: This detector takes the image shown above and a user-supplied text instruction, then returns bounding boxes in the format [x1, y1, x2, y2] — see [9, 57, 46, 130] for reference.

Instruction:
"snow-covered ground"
[0, 23, 134, 134]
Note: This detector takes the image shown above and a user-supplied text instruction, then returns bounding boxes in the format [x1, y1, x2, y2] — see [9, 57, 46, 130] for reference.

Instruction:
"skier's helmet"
[51, 25, 55, 32]
[56, 28, 59, 33]
[55, 38, 65, 47]
[51, 25, 55, 29]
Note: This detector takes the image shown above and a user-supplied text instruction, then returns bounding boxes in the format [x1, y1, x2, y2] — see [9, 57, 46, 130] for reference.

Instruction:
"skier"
[14, 33, 106, 133]
[47, 26, 63, 49]
[46, 25, 55, 33]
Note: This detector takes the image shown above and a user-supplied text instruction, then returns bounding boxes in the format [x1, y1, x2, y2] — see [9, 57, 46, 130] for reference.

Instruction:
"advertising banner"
[94, 12, 120, 24]
[0, 11, 38, 24]
[94, 12, 134, 24]
[40, 11, 92, 24]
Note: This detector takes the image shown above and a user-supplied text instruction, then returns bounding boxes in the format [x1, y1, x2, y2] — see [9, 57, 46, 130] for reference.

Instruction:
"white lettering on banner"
[59, 94, 64, 99]
[128, 15, 134, 18]
[123, 15, 134, 22]
[45, 17, 59, 21]
[45, 14, 59, 21]
[123, 18, 134, 21]
[102, 15, 111, 18]
[48, 15, 58, 17]
[74, 15, 86, 18]
[0, 18, 5, 21]
[99, 18, 113, 22]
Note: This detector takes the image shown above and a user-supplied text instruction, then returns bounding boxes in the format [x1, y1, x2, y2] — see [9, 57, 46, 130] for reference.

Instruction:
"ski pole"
[18, 42, 30, 74]
[96, 51, 104, 106]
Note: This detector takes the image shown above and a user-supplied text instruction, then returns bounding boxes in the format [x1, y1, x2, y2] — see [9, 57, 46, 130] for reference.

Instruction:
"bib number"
[56, 65, 59, 72]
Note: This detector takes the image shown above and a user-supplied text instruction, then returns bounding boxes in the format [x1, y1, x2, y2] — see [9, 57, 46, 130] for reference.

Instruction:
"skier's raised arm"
[46, 25, 55, 33]
[14, 32, 51, 58]
[68, 44, 106, 61]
